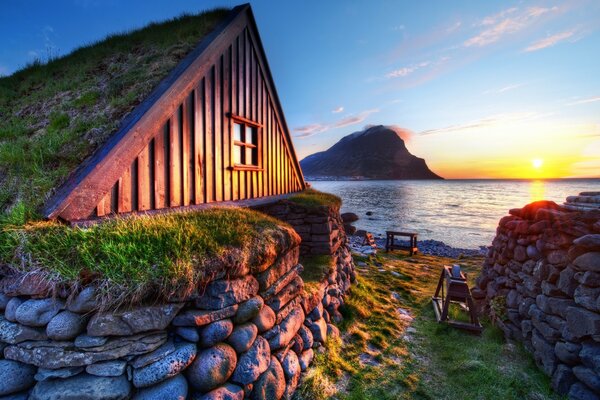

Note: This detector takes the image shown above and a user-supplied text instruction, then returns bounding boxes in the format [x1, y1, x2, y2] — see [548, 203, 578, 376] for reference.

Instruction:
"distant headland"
[300, 125, 442, 180]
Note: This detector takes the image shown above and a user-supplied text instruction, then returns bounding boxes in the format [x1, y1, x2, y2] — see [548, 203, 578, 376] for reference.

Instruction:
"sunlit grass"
[288, 188, 342, 210]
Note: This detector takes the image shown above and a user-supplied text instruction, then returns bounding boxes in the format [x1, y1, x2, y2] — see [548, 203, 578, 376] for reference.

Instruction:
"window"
[231, 116, 261, 170]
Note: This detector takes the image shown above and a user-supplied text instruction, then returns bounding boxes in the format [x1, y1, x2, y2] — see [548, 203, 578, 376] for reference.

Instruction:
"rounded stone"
[250, 356, 285, 400]
[227, 323, 258, 353]
[133, 342, 197, 388]
[252, 305, 276, 333]
[298, 349, 314, 371]
[5, 297, 23, 322]
[29, 373, 131, 400]
[0, 360, 36, 396]
[175, 327, 200, 343]
[0, 294, 10, 311]
[15, 298, 64, 327]
[199, 319, 234, 348]
[186, 343, 237, 392]
[233, 297, 264, 324]
[133, 374, 188, 400]
[194, 383, 244, 400]
[327, 323, 340, 339]
[281, 351, 301, 399]
[86, 360, 127, 377]
[46, 310, 87, 340]
[298, 325, 314, 350]
[232, 336, 270, 385]
[34, 367, 84, 382]
[67, 287, 98, 314]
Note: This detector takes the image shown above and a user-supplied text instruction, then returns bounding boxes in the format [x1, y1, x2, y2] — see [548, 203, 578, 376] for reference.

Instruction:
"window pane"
[245, 126, 254, 145]
[234, 145, 242, 165]
[252, 147, 259, 166]
[233, 123, 242, 142]
[245, 146, 253, 165]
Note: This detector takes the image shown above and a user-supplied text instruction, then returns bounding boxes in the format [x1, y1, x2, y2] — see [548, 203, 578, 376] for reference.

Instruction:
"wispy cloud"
[294, 109, 380, 138]
[386, 61, 431, 78]
[524, 30, 575, 52]
[464, 6, 558, 47]
[418, 112, 550, 136]
[331, 106, 344, 114]
[567, 96, 600, 106]
[483, 83, 525, 94]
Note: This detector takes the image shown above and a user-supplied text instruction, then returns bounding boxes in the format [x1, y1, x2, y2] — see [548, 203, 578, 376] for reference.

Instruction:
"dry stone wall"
[475, 199, 600, 400]
[0, 207, 355, 400]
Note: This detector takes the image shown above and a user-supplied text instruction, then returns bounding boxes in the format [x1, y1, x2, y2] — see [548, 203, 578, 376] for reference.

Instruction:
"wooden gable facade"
[44, 4, 305, 222]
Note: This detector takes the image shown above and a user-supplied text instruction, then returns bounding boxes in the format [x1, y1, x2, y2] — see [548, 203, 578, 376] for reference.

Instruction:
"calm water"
[310, 179, 600, 250]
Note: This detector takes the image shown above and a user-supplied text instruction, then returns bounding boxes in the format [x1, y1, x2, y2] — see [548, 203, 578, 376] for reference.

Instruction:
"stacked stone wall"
[475, 200, 600, 400]
[0, 206, 355, 400]
[256, 201, 343, 256]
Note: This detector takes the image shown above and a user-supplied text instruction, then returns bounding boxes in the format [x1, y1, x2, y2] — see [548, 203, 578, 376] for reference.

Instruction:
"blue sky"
[1, 0, 599, 178]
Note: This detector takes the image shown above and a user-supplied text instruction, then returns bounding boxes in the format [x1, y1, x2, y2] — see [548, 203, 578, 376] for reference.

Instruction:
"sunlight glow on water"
[311, 179, 600, 249]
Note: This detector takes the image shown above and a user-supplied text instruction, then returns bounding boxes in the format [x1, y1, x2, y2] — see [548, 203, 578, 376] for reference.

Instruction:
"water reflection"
[529, 180, 546, 202]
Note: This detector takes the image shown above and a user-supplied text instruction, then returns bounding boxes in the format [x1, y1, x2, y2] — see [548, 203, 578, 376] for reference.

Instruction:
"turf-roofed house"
[0, 4, 356, 400]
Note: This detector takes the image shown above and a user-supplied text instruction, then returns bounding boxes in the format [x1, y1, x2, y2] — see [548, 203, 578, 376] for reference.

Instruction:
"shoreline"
[348, 233, 487, 258]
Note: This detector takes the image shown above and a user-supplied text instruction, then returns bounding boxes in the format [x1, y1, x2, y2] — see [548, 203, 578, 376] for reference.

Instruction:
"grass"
[0, 207, 298, 308]
[300, 254, 337, 296]
[288, 188, 342, 210]
[0, 8, 229, 221]
[295, 251, 561, 400]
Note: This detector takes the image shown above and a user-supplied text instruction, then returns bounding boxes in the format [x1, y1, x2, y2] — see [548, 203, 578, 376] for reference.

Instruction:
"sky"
[1, 0, 599, 179]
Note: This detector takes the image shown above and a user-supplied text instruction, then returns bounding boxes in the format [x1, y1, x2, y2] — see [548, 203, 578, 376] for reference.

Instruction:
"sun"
[532, 158, 543, 169]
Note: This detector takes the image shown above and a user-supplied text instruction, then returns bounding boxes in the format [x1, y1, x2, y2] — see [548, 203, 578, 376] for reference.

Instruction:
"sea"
[310, 179, 600, 250]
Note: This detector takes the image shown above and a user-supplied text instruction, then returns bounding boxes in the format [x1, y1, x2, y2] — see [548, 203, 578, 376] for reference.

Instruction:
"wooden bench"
[385, 231, 418, 256]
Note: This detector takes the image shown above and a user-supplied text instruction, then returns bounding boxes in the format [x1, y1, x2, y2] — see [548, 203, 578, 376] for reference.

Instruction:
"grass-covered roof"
[0, 8, 230, 223]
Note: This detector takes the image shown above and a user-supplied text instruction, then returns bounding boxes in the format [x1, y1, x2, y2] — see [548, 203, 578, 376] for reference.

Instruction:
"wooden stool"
[432, 265, 482, 333]
[385, 231, 418, 256]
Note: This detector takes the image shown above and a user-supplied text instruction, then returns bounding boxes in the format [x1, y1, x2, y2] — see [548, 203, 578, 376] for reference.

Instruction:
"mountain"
[300, 125, 442, 180]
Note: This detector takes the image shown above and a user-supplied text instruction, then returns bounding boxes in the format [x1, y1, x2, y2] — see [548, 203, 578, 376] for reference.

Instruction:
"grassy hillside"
[0, 8, 229, 222]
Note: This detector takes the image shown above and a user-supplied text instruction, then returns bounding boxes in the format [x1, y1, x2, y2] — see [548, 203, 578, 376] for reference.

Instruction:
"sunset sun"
[532, 158, 543, 169]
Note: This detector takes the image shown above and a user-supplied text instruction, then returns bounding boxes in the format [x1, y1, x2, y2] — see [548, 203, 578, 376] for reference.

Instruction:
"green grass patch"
[288, 188, 342, 210]
[296, 252, 560, 400]
[0, 8, 229, 221]
[0, 207, 297, 307]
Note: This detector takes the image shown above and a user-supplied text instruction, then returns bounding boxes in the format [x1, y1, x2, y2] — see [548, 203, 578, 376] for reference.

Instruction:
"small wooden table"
[385, 231, 418, 255]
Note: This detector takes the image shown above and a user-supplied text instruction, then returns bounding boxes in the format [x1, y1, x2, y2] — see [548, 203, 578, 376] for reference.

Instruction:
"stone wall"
[256, 200, 344, 256]
[475, 199, 600, 400]
[0, 206, 355, 400]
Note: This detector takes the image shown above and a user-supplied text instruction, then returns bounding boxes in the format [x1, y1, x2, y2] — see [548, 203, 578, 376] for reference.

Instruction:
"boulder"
[5, 332, 166, 369]
[199, 319, 234, 348]
[297, 325, 314, 350]
[29, 373, 131, 400]
[306, 317, 327, 344]
[0, 360, 36, 396]
[341, 213, 359, 223]
[133, 375, 188, 400]
[46, 310, 87, 340]
[551, 364, 576, 395]
[232, 336, 270, 385]
[74, 334, 109, 348]
[281, 351, 301, 398]
[233, 297, 264, 324]
[555, 341, 581, 365]
[252, 305, 276, 333]
[574, 234, 600, 250]
[0, 317, 47, 344]
[131, 340, 176, 369]
[34, 367, 84, 381]
[4, 297, 23, 322]
[133, 342, 197, 388]
[195, 276, 259, 310]
[86, 360, 127, 377]
[0, 294, 10, 311]
[566, 306, 600, 340]
[573, 252, 600, 272]
[580, 342, 600, 373]
[265, 305, 305, 350]
[573, 366, 600, 392]
[87, 303, 183, 336]
[195, 383, 244, 400]
[227, 323, 258, 353]
[569, 382, 599, 400]
[175, 327, 199, 343]
[250, 356, 285, 400]
[15, 298, 64, 327]
[186, 343, 237, 392]
[67, 287, 98, 313]
[173, 305, 238, 327]
[298, 349, 314, 371]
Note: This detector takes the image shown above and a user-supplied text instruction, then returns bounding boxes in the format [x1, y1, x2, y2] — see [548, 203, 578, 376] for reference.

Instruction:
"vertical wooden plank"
[137, 144, 151, 211]
[154, 124, 167, 209]
[97, 191, 111, 217]
[223, 46, 232, 202]
[238, 34, 246, 199]
[245, 29, 250, 119]
[182, 94, 192, 206]
[257, 72, 263, 198]
[194, 85, 205, 204]
[169, 112, 181, 207]
[205, 69, 214, 203]
[231, 39, 239, 201]
[214, 56, 223, 203]
[268, 105, 273, 196]
[118, 167, 132, 213]
[277, 125, 282, 195]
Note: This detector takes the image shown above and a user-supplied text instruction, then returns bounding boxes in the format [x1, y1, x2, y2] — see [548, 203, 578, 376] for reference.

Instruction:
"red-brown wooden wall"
[96, 27, 303, 217]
